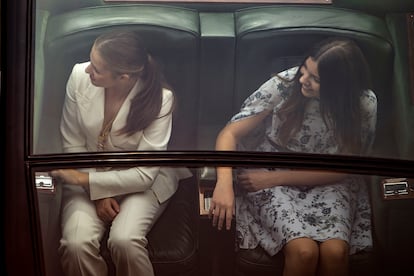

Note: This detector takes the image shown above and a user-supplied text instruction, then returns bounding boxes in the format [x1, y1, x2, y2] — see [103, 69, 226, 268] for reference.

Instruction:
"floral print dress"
[232, 67, 377, 256]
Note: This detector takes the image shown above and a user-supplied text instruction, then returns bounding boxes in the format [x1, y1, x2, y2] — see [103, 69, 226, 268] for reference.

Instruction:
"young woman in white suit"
[51, 30, 191, 276]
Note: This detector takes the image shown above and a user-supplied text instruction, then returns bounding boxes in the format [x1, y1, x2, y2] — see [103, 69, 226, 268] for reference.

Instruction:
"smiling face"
[299, 57, 320, 99]
[85, 46, 118, 88]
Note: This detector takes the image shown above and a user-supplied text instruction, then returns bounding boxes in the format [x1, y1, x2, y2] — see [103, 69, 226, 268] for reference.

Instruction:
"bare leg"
[283, 238, 319, 276]
[318, 239, 349, 276]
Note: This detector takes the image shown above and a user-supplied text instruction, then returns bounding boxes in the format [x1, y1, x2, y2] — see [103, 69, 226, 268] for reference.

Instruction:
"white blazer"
[60, 62, 191, 203]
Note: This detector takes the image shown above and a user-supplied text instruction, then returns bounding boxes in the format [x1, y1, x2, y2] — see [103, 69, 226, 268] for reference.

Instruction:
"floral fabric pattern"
[232, 67, 377, 256]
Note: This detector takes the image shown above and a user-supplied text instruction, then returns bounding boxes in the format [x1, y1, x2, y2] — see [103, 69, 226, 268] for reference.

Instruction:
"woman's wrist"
[78, 171, 89, 187]
[270, 170, 284, 187]
[216, 167, 233, 184]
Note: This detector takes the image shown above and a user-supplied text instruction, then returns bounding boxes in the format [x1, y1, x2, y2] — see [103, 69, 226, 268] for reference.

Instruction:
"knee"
[284, 240, 319, 266]
[60, 235, 99, 257]
[108, 233, 148, 253]
[292, 246, 319, 265]
[319, 240, 349, 263]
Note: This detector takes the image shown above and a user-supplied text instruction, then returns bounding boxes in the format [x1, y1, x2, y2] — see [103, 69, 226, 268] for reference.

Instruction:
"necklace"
[97, 94, 127, 151]
[97, 81, 136, 151]
[97, 116, 116, 151]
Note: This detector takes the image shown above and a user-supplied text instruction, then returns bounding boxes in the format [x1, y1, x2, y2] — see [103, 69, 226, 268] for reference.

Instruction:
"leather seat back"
[234, 6, 394, 157]
[35, 4, 200, 153]
[34, 6, 201, 276]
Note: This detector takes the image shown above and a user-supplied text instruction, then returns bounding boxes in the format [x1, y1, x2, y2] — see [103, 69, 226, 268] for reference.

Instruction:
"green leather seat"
[35, 4, 201, 276]
[36, 4, 200, 153]
[233, 6, 394, 276]
[234, 5, 395, 158]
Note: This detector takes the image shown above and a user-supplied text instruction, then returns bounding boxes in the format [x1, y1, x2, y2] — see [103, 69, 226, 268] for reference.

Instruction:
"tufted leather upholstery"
[101, 175, 199, 276]
[147, 176, 199, 276]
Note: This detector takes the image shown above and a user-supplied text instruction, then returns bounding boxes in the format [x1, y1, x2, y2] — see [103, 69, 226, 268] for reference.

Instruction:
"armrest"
[198, 167, 216, 215]
[199, 166, 217, 187]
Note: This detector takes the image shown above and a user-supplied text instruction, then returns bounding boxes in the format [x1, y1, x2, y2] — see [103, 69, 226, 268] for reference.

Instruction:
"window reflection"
[34, 165, 414, 275]
[28, 2, 414, 276]
[35, 166, 193, 276]
[33, 3, 413, 160]
[199, 166, 414, 275]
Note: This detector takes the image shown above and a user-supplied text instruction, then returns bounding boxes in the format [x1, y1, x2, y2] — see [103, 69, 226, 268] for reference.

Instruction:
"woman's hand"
[209, 179, 235, 231]
[210, 111, 271, 230]
[94, 198, 120, 223]
[237, 170, 278, 192]
[50, 169, 89, 187]
[238, 169, 348, 192]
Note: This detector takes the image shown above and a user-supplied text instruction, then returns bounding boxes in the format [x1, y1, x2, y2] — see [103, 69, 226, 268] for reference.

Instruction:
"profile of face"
[85, 45, 118, 88]
[299, 57, 320, 98]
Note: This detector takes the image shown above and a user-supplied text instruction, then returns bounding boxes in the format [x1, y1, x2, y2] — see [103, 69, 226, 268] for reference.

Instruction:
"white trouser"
[59, 184, 167, 276]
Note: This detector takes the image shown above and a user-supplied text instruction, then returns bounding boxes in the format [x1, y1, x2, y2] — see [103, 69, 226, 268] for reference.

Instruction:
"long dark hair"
[94, 30, 173, 135]
[277, 38, 372, 154]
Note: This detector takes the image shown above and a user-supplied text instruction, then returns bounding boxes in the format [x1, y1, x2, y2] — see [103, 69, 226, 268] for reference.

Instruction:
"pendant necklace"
[97, 89, 130, 151]
[97, 116, 116, 151]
